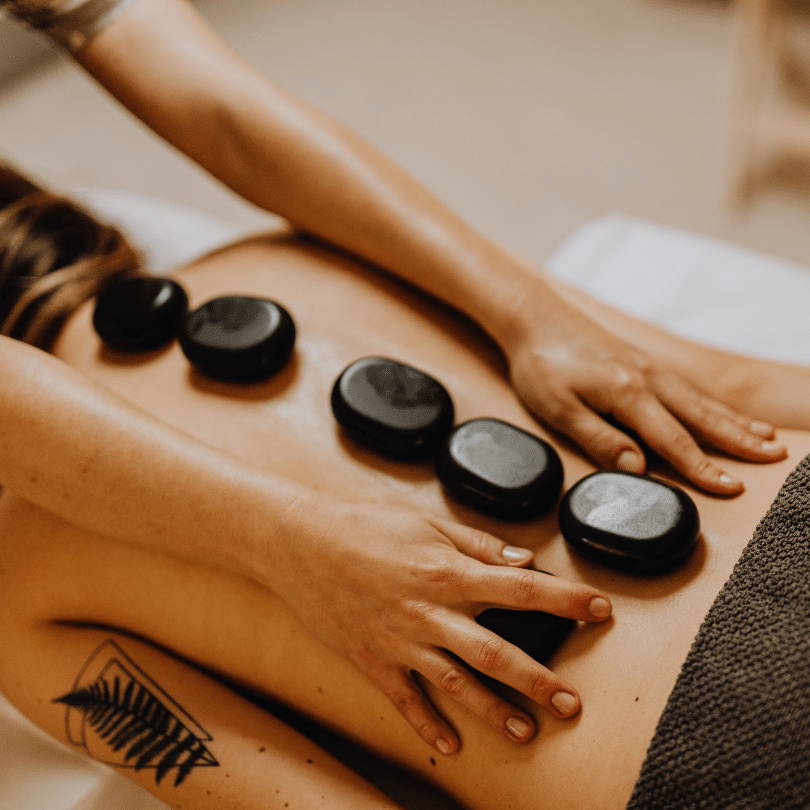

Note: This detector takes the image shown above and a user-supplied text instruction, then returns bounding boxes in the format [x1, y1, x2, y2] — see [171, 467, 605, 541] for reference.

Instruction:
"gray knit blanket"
[626, 454, 810, 809]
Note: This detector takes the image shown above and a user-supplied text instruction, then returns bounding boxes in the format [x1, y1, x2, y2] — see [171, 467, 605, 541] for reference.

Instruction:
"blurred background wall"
[1, 0, 809, 267]
[0, 16, 54, 86]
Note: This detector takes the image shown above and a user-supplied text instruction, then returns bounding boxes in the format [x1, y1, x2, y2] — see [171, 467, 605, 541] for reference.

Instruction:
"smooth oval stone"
[435, 418, 564, 519]
[179, 295, 296, 382]
[93, 276, 189, 352]
[559, 470, 700, 573]
[331, 357, 454, 458]
[477, 607, 574, 665]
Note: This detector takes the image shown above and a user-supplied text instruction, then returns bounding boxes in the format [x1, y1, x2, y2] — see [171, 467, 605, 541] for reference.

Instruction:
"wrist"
[455, 246, 555, 355]
[250, 483, 337, 592]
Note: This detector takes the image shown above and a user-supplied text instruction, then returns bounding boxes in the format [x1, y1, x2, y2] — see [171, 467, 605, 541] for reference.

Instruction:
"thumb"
[435, 519, 535, 567]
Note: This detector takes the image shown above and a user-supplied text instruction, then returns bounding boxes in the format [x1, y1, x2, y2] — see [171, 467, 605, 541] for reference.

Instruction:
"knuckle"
[668, 427, 699, 457]
[590, 423, 628, 458]
[631, 354, 656, 377]
[439, 666, 468, 697]
[415, 720, 436, 743]
[689, 456, 716, 481]
[511, 569, 538, 607]
[609, 365, 647, 401]
[477, 635, 508, 671]
[404, 599, 439, 631]
[740, 430, 767, 451]
[391, 688, 421, 718]
[483, 698, 507, 728]
[680, 391, 713, 426]
[558, 584, 582, 618]
[728, 410, 753, 429]
[469, 529, 496, 561]
[419, 558, 464, 587]
[527, 668, 553, 701]
[540, 395, 572, 426]
[528, 380, 580, 427]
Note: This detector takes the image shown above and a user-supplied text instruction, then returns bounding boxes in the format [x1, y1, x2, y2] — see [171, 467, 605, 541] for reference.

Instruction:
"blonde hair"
[0, 162, 142, 349]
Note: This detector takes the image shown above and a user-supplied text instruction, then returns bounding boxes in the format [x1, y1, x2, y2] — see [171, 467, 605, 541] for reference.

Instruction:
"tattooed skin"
[53, 640, 219, 787]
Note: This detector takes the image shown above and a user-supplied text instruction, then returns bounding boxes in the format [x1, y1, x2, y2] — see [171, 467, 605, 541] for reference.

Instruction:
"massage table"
[2, 192, 809, 810]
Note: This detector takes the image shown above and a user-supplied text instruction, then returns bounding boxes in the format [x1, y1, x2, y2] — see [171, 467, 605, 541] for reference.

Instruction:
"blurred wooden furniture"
[725, 0, 810, 202]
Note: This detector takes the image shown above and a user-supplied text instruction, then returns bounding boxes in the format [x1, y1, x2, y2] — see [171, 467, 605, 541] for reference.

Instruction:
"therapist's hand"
[270, 492, 612, 756]
[500, 281, 785, 494]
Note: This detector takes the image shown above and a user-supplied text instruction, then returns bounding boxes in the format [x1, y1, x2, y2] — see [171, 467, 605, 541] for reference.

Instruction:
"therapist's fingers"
[369, 646, 542, 753]
[554, 387, 742, 494]
[531, 375, 705, 486]
[548, 363, 744, 495]
[369, 663, 462, 755]
[449, 559, 613, 622]
[415, 647, 538, 743]
[401, 530, 611, 739]
[354, 563, 597, 754]
[610, 396, 746, 495]
[433, 559, 612, 714]
[649, 372, 786, 463]
[600, 374, 787, 493]
[432, 614, 584, 721]
[430, 519, 536, 568]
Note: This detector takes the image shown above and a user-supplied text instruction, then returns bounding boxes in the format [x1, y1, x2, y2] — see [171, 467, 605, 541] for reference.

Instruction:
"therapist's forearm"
[211, 86, 533, 342]
[75, 0, 538, 349]
[0, 336, 304, 583]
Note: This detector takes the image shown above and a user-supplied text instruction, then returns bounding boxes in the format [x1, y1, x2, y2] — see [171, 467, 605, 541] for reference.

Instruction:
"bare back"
[2, 234, 807, 809]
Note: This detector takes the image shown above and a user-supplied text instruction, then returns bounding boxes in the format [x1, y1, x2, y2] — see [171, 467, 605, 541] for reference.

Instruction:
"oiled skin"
[1, 234, 807, 810]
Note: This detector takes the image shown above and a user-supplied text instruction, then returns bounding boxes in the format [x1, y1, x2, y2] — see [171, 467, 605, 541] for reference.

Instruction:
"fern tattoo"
[53, 640, 218, 787]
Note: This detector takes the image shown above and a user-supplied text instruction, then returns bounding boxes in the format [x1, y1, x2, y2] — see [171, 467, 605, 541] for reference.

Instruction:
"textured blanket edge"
[626, 453, 810, 810]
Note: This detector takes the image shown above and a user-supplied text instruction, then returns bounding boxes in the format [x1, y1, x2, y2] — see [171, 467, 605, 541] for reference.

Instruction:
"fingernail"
[551, 692, 578, 716]
[588, 596, 612, 620]
[760, 441, 786, 453]
[505, 715, 532, 740]
[435, 738, 454, 756]
[719, 473, 742, 485]
[502, 545, 532, 562]
[615, 450, 643, 472]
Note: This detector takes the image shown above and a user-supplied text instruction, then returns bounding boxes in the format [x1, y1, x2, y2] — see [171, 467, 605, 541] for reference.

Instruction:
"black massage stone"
[92, 276, 189, 352]
[477, 607, 574, 665]
[331, 357, 455, 458]
[559, 470, 700, 574]
[179, 295, 296, 382]
[435, 418, 564, 519]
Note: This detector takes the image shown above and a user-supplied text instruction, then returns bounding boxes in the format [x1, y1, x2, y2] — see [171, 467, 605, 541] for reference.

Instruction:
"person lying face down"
[2, 166, 810, 810]
[0, 163, 613, 756]
[0, 0, 789, 777]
